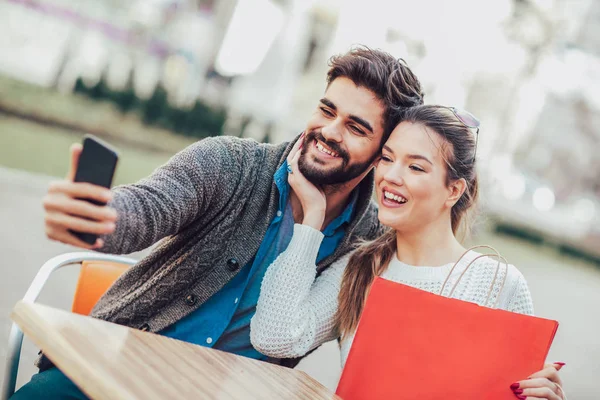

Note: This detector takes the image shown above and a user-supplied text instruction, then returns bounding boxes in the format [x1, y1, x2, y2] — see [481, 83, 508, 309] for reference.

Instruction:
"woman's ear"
[446, 178, 467, 207]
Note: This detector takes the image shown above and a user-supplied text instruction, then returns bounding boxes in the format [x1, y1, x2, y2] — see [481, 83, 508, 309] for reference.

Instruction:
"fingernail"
[517, 396, 526, 400]
[106, 222, 116, 230]
[555, 362, 566, 367]
[510, 383, 520, 390]
[513, 389, 523, 395]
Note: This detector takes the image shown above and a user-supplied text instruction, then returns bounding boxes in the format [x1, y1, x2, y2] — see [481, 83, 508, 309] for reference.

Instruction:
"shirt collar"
[274, 160, 289, 187]
[273, 160, 291, 213]
[322, 189, 358, 236]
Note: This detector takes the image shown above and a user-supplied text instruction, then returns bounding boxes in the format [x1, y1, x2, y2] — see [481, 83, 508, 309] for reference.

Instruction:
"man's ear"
[372, 155, 382, 168]
[446, 178, 467, 207]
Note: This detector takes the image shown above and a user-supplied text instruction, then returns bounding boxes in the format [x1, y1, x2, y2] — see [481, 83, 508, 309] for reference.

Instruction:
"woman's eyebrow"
[406, 154, 433, 165]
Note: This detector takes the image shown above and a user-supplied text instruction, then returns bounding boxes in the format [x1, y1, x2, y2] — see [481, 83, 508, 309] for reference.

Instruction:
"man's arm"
[43, 137, 239, 254]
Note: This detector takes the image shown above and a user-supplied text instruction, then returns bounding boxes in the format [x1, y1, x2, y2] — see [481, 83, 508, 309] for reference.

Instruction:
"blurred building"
[0, 0, 598, 256]
[481, 0, 600, 257]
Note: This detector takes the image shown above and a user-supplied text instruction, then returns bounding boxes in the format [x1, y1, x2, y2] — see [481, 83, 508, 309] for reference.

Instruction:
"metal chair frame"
[1, 252, 136, 400]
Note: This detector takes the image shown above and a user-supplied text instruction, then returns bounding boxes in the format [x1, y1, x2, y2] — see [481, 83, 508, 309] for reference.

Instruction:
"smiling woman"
[375, 118, 475, 237]
[251, 104, 567, 400]
[339, 105, 480, 336]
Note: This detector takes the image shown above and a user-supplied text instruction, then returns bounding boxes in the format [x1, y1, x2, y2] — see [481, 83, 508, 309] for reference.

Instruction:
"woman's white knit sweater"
[250, 224, 535, 367]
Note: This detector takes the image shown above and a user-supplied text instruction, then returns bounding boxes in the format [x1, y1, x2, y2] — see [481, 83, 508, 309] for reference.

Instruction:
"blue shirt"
[160, 161, 357, 359]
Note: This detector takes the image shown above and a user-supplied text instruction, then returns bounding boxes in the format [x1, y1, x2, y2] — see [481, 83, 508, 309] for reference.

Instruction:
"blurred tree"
[185, 100, 227, 138]
[72, 76, 226, 139]
[142, 85, 168, 125]
[163, 105, 186, 134]
[88, 77, 111, 100]
[113, 70, 138, 113]
[262, 122, 273, 143]
[73, 77, 89, 95]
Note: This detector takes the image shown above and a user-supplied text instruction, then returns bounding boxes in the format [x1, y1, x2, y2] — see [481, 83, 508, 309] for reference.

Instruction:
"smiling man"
[300, 81, 383, 185]
[12, 47, 423, 399]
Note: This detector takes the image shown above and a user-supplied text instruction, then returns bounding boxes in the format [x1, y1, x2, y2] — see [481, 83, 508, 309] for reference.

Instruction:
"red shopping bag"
[336, 277, 559, 400]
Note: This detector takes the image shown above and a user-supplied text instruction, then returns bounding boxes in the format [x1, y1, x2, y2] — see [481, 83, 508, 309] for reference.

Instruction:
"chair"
[1, 252, 136, 400]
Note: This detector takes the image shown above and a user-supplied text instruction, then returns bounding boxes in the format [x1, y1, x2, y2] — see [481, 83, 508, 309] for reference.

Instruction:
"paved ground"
[1, 167, 599, 398]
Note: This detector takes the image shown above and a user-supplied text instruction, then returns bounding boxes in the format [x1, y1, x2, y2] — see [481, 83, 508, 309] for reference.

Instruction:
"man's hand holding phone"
[43, 138, 118, 249]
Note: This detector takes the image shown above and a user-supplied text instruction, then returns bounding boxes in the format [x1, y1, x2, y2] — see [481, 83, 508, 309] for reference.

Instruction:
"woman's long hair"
[335, 105, 480, 339]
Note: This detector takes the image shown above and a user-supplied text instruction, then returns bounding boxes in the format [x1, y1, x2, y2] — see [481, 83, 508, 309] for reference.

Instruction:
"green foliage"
[73, 75, 226, 139]
[113, 86, 137, 113]
[88, 78, 110, 100]
[113, 71, 138, 113]
[73, 77, 88, 95]
[142, 85, 168, 125]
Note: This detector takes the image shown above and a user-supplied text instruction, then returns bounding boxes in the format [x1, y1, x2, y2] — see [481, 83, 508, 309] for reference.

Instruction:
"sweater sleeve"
[250, 224, 350, 358]
[506, 271, 535, 316]
[98, 137, 239, 254]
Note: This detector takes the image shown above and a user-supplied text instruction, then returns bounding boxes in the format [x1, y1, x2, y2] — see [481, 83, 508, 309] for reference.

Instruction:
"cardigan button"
[227, 258, 240, 271]
[139, 323, 150, 332]
[185, 294, 198, 306]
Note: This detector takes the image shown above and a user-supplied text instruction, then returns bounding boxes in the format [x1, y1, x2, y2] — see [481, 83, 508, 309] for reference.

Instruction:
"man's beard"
[297, 130, 377, 185]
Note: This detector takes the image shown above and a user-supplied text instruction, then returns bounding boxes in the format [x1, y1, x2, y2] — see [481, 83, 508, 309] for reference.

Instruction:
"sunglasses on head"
[447, 107, 480, 163]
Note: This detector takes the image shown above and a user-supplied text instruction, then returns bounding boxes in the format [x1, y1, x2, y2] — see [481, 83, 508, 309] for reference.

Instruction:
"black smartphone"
[70, 135, 119, 245]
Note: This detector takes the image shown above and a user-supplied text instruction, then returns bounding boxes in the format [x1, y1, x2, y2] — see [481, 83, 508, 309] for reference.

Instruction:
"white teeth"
[384, 191, 407, 204]
[316, 141, 338, 157]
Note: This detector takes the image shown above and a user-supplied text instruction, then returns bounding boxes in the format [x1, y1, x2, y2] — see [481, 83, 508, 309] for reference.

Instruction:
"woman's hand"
[287, 133, 326, 230]
[510, 362, 566, 399]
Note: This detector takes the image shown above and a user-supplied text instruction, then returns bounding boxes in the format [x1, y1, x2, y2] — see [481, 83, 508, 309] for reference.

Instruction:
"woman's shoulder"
[463, 250, 532, 311]
[459, 251, 529, 293]
[465, 250, 526, 280]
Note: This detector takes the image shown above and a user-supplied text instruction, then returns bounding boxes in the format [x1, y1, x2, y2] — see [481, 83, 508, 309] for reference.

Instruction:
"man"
[12, 46, 423, 398]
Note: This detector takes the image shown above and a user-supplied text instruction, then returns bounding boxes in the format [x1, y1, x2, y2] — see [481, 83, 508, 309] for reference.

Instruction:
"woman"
[250, 105, 566, 400]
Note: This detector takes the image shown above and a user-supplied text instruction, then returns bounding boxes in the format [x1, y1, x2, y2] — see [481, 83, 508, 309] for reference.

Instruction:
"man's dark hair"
[326, 46, 424, 140]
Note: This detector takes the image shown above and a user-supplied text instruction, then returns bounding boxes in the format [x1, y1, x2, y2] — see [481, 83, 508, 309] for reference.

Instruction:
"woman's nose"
[383, 165, 404, 186]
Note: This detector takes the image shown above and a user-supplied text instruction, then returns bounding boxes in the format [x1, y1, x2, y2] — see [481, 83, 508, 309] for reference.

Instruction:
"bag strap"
[439, 245, 509, 308]
[439, 245, 500, 295]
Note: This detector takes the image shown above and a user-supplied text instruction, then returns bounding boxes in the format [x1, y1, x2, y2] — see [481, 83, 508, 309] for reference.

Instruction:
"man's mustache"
[304, 130, 349, 161]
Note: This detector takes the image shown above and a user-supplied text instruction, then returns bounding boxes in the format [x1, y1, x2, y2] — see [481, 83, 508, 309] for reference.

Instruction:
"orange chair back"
[72, 261, 130, 315]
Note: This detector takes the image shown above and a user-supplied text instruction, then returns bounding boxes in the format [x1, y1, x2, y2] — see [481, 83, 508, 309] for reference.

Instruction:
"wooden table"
[11, 301, 341, 400]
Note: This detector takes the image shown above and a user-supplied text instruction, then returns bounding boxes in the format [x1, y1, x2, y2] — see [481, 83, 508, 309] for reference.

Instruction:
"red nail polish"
[510, 383, 520, 390]
[517, 396, 526, 400]
[513, 389, 523, 394]
[555, 362, 566, 366]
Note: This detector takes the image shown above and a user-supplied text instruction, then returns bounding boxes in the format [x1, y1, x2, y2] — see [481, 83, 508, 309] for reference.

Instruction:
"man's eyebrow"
[319, 98, 374, 133]
[348, 115, 373, 133]
[319, 98, 337, 110]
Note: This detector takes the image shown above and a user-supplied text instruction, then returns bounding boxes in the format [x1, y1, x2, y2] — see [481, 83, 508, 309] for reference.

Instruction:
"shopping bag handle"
[439, 245, 509, 308]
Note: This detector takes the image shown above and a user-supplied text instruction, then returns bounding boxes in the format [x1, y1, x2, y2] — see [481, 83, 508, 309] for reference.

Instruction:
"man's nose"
[321, 119, 343, 143]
